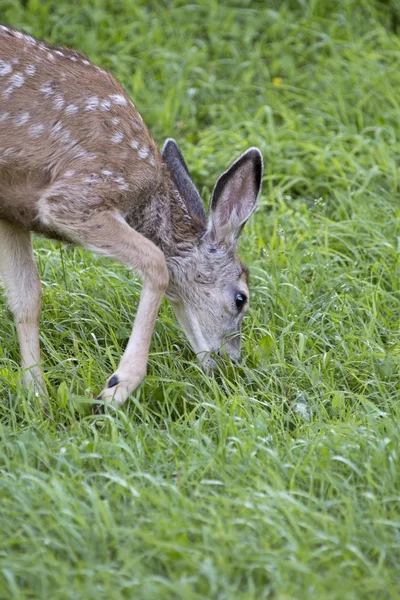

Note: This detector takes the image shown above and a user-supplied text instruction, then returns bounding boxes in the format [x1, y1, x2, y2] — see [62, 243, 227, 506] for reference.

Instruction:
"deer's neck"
[125, 170, 205, 264]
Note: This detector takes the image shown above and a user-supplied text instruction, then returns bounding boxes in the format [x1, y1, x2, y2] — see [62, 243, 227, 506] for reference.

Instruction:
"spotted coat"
[0, 25, 198, 253]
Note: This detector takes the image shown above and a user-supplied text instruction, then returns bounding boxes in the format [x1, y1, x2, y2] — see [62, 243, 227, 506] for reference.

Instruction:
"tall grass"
[0, 1, 399, 598]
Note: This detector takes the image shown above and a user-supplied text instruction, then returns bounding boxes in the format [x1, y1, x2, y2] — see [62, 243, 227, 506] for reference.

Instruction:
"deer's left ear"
[161, 138, 206, 222]
[208, 148, 263, 245]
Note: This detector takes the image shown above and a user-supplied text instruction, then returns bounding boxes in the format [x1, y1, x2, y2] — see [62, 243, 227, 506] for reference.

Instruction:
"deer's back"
[0, 26, 161, 235]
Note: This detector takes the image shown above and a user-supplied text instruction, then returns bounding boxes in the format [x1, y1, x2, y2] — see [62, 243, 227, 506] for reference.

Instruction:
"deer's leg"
[43, 210, 169, 407]
[0, 219, 45, 394]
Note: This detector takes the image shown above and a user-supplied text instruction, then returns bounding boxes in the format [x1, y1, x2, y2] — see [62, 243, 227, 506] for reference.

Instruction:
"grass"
[1, 0, 400, 598]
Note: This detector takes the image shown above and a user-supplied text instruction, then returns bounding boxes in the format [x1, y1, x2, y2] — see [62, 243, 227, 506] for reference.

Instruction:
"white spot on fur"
[85, 173, 102, 184]
[111, 131, 124, 144]
[129, 140, 139, 150]
[3, 87, 13, 98]
[66, 104, 78, 114]
[59, 130, 74, 144]
[82, 60, 90, 66]
[114, 176, 129, 191]
[40, 83, 53, 95]
[11, 58, 19, 65]
[11, 73, 25, 87]
[0, 112, 9, 122]
[53, 95, 65, 109]
[112, 117, 120, 126]
[138, 147, 149, 159]
[24, 34, 36, 46]
[29, 123, 45, 137]
[64, 170, 76, 178]
[51, 121, 62, 137]
[85, 96, 99, 110]
[100, 99, 111, 111]
[14, 112, 30, 127]
[0, 61, 12, 76]
[55, 50, 64, 57]
[0, 26, 10, 33]
[149, 156, 156, 166]
[109, 94, 127, 106]
[25, 64, 36, 76]
[47, 52, 56, 62]
[101, 169, 113, 177]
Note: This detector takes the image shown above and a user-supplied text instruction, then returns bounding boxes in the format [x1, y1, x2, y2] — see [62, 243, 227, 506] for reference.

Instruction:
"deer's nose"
[217, 346, 241, 363]
[228, 350, 241, 364]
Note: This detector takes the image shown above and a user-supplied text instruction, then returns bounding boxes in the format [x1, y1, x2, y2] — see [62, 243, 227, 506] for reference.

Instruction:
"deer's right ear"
[161, 138, 206, 222]
[208, 148, 263, 246]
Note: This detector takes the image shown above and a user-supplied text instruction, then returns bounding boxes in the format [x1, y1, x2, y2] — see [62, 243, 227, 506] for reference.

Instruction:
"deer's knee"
[155, 259, 169, 293]
[146, 247, 169, 293]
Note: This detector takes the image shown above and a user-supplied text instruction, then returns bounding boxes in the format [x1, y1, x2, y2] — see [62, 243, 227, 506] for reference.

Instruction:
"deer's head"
[162, 140, 263, 368]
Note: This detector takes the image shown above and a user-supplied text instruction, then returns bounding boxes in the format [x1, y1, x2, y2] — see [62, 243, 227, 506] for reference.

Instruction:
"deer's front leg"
[41, 207, 169, 408]
[86, 216, 168, 407]
[98, 276, 167, 406]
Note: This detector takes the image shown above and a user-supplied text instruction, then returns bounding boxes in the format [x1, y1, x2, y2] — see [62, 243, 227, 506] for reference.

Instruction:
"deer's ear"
[161, 138, 206, 222]
[208, 148, 263, 246]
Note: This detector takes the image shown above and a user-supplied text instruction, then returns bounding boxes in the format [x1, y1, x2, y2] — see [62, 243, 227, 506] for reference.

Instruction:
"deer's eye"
[235, 293, 247, 311]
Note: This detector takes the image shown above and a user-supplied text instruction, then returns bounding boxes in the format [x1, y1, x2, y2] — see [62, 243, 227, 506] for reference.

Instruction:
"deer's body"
[0, 26, 263, 409]
[0, 27, 199, 251]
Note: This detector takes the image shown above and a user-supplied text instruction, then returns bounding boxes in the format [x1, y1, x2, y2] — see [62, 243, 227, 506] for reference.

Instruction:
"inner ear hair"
[208, 147, 263, 244]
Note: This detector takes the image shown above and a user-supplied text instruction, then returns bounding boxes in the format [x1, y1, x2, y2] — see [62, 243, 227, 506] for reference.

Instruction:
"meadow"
[0, 0, 399, 598]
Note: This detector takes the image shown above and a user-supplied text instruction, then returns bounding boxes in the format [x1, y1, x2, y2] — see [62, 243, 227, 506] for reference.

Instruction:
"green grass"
[1, 0, 400, 598]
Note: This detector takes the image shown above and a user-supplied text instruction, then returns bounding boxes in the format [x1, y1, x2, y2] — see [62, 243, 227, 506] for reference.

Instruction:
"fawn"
[0, 26, 263, 408]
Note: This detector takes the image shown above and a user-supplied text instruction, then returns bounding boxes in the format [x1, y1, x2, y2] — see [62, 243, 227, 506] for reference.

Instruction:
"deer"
[0, 26, 263, 410]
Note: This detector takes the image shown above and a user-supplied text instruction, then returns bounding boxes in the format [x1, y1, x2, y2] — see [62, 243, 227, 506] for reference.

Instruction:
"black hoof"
[107, 374, 119, 388]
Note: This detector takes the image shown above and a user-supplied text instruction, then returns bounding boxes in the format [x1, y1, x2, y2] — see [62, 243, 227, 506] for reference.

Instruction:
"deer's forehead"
[197, 251, 246, 283]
